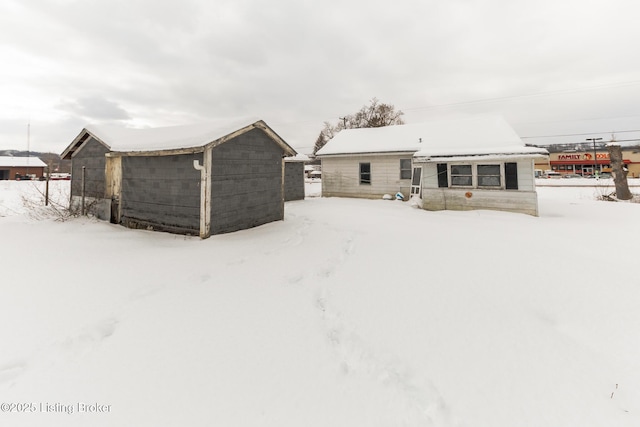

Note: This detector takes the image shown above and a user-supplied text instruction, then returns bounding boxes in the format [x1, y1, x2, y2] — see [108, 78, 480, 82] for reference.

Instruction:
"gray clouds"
[2, 0, 640, 153]
[57, 96, 131, 121]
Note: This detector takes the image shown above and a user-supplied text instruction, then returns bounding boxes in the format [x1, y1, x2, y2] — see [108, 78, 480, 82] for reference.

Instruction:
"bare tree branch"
[314, 98, 405, 154]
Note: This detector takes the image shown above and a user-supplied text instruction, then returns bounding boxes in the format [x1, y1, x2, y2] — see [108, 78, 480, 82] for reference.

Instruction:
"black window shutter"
[505, 162, 518, 190]
[437, 163, 448, 188]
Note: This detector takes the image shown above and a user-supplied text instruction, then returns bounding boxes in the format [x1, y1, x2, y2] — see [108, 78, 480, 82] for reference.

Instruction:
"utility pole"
[339, 117, 347, 128]
[586, 137, 603, 177]
[26, 121, 30, 177]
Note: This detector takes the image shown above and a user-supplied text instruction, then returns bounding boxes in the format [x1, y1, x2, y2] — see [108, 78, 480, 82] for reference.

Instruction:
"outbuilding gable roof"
[61, 118, 296, 159]
[284, 153, 310, 162]
[315, 115, 547, 158]
[0, 156, 47, 168]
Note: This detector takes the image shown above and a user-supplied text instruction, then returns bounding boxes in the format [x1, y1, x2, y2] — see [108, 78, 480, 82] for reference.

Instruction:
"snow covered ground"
[1, 179, 639, 426]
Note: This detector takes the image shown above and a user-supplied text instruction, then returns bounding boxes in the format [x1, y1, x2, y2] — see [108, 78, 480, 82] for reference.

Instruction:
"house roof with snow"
[61, 118, 297, 159]
[0, 156, 47, 168]
[315, 115, 548, 158]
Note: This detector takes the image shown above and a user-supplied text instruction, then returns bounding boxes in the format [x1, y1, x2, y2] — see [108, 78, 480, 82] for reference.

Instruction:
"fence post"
[45, 165, 50, 206]
[81, 166, 86, 215]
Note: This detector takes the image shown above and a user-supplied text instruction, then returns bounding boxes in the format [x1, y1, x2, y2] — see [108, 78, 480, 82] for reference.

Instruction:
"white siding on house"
[421, 188, 539, 216]
[422, 158, 536, 190]
[419, 157, 539, 216]
[322, 154, 413, 199]
[516, 159, 535, 191]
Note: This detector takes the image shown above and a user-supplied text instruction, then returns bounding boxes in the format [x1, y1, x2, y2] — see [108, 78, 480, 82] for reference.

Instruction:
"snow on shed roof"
[0, 156, 47, 168]
[87, 117, 260, 152]
[62, 117, 296, 158]
[316, 115, 547, 157]
[285, 153, 310, 162]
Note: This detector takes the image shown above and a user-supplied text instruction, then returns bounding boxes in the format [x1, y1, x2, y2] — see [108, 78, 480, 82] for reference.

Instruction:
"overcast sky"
[2, 0, 640, 154]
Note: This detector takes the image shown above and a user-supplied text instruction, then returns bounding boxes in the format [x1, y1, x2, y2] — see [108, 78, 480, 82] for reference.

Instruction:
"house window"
[477, 165, 501, 187]
[400, 159, 412, 179]
[360, 162, 371, 185]
[450, 164, 472, 186]
[505, 162, 518, 189]
[442, 162, 520, 189]
[437, 163, 448, 188]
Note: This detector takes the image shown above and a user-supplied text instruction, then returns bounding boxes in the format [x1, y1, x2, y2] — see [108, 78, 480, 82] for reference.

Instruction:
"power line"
[275, 79, 640, 126]
[404, 80, 640, 112]
[512, 112, 640, 127]
[268, 79, 640, 145]
[521, 129, 640, 139]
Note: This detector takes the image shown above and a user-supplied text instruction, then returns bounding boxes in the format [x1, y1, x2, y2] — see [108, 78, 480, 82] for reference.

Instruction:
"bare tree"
[314, 98, 405, 154]
[607, 143, 633, 200]
[313, 132, 326, 155]
[350, 97, 405, 128]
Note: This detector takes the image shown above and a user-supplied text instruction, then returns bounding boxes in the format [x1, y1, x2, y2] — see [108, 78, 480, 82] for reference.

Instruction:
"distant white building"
[315, 115, 548, 216]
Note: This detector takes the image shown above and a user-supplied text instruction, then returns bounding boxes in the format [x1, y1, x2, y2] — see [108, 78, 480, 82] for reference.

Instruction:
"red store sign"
[557, 153, 610, 161]
[552, 152, 630, 165]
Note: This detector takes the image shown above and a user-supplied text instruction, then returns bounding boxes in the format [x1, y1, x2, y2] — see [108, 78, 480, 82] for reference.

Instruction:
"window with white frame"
[442, 162, 519, 189]
[400, 159, 412, 179]
[450, 164, 472, 186]
[477, 164, 501, 187]
[360, 162, 371, 185]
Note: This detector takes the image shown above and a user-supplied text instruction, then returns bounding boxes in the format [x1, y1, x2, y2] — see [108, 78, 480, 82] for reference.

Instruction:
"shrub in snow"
[14, 181, 80, 221]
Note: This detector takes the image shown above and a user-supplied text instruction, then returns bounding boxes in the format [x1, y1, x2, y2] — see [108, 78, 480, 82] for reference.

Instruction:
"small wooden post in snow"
[45, 164, 50, 206]
[81, 166, 86, 215]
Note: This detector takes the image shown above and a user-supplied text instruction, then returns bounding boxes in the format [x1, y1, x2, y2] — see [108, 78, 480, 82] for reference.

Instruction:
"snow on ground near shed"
[1, 181, 640, 426]
[0, 180, 71, 217]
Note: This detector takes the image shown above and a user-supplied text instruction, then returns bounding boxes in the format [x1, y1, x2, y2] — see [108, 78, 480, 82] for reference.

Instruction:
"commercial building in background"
[533, 145, 640, 177]
[0, 156, 46, 180]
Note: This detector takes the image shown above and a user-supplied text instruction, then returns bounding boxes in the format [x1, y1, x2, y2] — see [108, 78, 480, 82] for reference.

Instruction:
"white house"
[316, 115, 549, 216]
[316, 123, 423, 198]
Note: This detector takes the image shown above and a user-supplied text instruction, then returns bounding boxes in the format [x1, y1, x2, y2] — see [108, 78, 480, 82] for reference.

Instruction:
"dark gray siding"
[284, 162, 305, 201]
[71, 137, 109, 198]
[120, 153, 202, 235]
[210, 128, 284, 235]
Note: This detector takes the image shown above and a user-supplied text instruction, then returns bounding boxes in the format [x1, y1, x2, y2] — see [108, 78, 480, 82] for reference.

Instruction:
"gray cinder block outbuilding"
[284, 154, 309, 201]
[61, 118, 297, 238]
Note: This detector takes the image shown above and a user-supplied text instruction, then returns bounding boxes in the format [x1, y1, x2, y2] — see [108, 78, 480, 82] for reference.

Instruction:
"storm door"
[410, 167, 422, 198]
